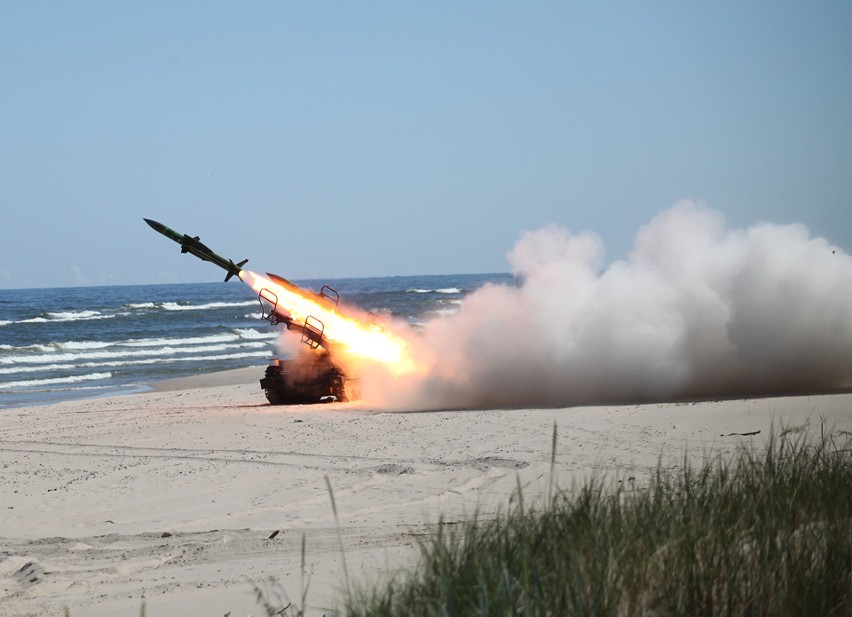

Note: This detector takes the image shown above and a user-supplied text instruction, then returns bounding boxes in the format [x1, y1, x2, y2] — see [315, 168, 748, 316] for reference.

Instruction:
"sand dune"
[1, 372, 850, 616]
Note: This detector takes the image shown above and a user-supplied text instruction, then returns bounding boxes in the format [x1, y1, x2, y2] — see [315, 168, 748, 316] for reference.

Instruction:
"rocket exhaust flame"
[238, 270, 418, 374]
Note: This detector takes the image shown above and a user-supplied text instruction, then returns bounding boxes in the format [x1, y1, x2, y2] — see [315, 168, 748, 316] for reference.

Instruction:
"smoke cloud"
[359, 201, 852, 410]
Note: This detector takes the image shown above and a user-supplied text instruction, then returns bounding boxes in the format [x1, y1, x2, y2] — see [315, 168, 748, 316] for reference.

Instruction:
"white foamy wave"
[1, 331, 277, 359]
[19, 311, 115, 324]
[2, 372, 112, 389]
[0, 363, 69, 375]
[431, 308, 459, 316]
[50, 310, 101, 319]
[161, 300, 256, 311]
[0, 341, 272, 366]
[21, 384, 117, 394]
[60, 340, 115, 350]
[122, 333, 241, 348]
[407, 288, 462, 294]
[0, 343, 55, 353]
[125, 302, 157, 309]
[171, 351, 266, 364]
[122, 330, 274, 348]
[0, 320, 11, 327]
[0, 349, 269, 375]
[77, 351, 265, 369]
[236, 328, 276, 340]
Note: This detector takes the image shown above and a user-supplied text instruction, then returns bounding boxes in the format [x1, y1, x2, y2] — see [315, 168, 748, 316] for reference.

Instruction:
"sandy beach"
[1, 368, 850, 616]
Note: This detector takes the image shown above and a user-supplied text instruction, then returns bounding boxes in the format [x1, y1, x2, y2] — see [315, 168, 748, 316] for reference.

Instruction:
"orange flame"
[239, 270, 418, 375]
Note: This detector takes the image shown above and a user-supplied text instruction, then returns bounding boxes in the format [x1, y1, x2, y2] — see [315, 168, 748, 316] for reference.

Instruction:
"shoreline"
[1, 380, 850, 615]
[148, 364, 264, 392]
[0, 365, 269, 412]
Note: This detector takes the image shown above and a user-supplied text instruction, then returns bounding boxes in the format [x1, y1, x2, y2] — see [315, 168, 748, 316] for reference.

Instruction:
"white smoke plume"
[359, 201, 852, 409]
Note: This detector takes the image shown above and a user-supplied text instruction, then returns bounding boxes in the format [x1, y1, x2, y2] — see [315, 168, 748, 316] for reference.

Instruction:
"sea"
[0, 273, 513, 409]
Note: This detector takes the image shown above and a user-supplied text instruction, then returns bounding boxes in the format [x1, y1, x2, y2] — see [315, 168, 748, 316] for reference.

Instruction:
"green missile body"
[143, 218, 248, 282]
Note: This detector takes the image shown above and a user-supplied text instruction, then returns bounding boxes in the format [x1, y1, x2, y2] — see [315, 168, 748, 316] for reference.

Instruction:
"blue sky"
[1, 2, 850, 289]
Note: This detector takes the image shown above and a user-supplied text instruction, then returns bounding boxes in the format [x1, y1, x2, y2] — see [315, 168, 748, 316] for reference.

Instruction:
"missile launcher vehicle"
[256, 285, 358, 404]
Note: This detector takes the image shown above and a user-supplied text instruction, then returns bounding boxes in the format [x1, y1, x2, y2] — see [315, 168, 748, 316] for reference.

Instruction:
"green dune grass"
[343, 426, 851, 617]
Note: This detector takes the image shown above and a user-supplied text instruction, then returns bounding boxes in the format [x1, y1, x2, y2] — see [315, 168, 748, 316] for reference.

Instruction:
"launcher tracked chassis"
[143, 218, 356, 405]
[256, 277, 358, 404]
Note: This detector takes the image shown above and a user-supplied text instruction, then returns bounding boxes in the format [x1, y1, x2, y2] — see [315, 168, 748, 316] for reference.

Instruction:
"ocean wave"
[0, 320, 11, 327]
[48, 310, 102, 320]
[0, 363, 71, 375]
[121, 329, 275, 348]
[18, 312, 116, 324]
[121, 333, 241, 348]
[431, 308, 459, 316]
[0, 343, 55, 353]
[60, 340, 115, 350]
[9, 384, 117, 394]
[0, 341, 272, 366]
[406, 288, 462, 294]
[99, 350, 265, 368]
[161, 300, 257, 311]
[0, 330, 276, 358]
[0, 351, 268, 376]
[236, 328, 275, 340]
[2, 372, 112, 389]
[123, 300, 257, 311]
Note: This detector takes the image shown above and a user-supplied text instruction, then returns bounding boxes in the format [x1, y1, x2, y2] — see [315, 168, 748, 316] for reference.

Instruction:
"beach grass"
[343, 427, 852, 616]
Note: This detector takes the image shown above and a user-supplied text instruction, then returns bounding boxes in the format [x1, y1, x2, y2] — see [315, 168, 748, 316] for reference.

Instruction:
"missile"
[143, 218, 248, 282]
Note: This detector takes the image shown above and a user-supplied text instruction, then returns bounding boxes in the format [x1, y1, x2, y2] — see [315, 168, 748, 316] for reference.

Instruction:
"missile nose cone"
[143, 218, 164, 232]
